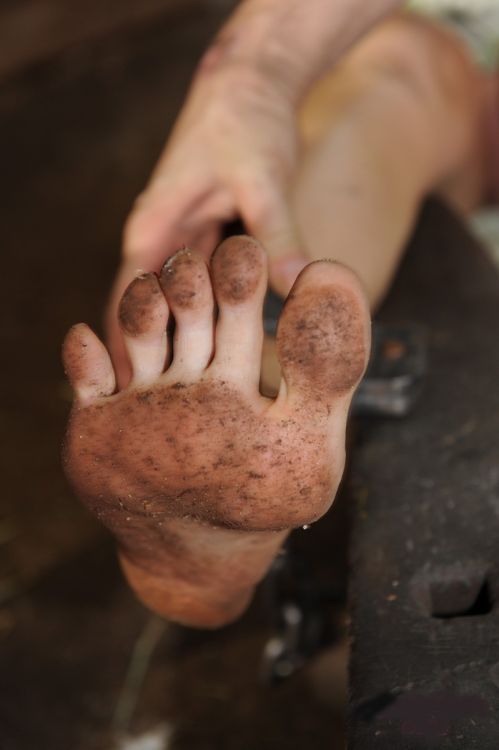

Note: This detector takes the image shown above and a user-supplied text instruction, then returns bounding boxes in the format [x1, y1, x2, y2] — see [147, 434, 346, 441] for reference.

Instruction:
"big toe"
[275, 260, 371, 412]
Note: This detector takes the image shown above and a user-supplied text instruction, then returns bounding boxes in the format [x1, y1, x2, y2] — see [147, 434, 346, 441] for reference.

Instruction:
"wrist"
[196, 19, 312, 108]
[196, 0, 401, 107]
[194, 41, 298, 116]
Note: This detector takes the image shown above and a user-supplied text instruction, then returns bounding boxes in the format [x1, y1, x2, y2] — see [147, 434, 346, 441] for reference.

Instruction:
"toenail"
[270, 257, 308, 288]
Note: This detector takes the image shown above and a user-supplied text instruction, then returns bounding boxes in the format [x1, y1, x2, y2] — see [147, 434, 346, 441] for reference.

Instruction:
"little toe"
[210, 236, 267, 389]
[159, 248, 215, 375]
[118, 272, 169, 383]
[275, 260, 371, 412]
[62, 323, 115, 401]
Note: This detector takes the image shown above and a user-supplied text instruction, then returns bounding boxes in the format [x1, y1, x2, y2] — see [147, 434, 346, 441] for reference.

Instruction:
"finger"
[105, 260, 138, 390]
[237, 178, 309, 298]
[188, 221, 222, 261]
[123, 171, 215, 267]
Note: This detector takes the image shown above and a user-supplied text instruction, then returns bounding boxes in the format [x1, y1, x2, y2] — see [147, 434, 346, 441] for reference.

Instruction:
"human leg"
[270, 13, 485, 308]
[62, 14, 486, 628]
[261, 13, 485, 394]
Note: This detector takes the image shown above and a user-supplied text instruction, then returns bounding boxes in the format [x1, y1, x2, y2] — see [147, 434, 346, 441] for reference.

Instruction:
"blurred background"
[0, 2, 351, 748]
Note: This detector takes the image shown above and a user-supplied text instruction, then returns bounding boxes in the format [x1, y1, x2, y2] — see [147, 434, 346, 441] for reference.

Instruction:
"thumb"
[239, 182, 309, 298]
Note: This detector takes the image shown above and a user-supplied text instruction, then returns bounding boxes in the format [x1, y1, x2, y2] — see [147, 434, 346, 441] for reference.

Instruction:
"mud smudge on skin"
[211, 236, 265, 304]
[276, 285, 367, 395]
[160, 248, 212, 311]
[118, 273, 164, 337]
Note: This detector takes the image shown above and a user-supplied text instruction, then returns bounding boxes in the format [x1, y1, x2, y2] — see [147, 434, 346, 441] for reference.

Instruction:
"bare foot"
[62, 236, 370, 628]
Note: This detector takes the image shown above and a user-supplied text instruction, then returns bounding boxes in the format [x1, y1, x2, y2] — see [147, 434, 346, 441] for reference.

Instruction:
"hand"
[106, 62, 309, 387]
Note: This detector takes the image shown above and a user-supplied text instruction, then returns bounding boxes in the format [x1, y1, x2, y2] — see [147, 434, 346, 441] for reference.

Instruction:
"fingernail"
[134, 268, 151, 280]
[272, 257, 309, 287]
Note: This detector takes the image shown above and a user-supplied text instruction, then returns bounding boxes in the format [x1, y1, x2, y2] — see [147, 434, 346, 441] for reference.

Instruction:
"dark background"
[0, 3, 349, 748]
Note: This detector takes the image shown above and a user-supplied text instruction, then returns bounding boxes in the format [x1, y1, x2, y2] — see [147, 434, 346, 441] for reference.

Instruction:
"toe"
[62, 323, 116, 401]
[210, 236, 267, 388]
[159, 248, 215, 375]
[275, 260, 370, 411]
[118, 272, 169, 383]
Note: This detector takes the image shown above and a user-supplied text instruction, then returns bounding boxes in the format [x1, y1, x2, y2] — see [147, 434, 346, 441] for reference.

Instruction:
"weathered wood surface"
[348, 200, 499, 748]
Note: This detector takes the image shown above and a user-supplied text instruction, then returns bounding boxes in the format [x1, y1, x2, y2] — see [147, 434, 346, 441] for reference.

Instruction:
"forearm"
[198, 0, 402, 105]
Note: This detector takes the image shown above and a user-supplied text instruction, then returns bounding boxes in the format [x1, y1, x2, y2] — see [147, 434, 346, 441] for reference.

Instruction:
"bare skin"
[63, 14, 497, 627]
[108, 0, 400, 387]
[110, 12, 492, 390]
[261, 13, 488, 393]
[63, 237, 370, 627]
